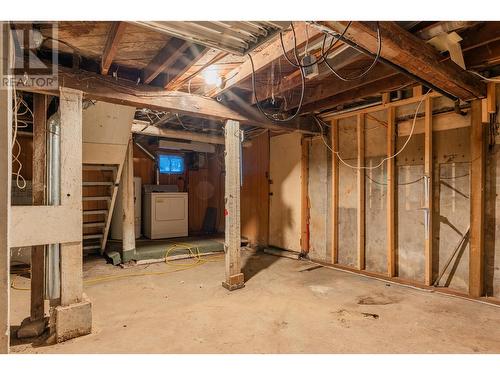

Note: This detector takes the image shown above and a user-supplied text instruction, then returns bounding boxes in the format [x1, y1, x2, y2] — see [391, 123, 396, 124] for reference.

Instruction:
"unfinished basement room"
[1, 2, 500, 369]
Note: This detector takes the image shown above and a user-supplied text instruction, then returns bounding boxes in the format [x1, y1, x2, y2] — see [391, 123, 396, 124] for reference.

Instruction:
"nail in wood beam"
[386, 107, 396, 277]
[424, 97, 434, 286]
[31, 94, 47, 321]
[331, 119, 339, 264]
[357, 113, 366, 270]
[469, 99, 486, 298]
[121, 136, 136, 261]
[0, 22, 13, 354]
[101, 22, 127, 75]
[222, 120, 244, 291]
[301, 136, 310, 254]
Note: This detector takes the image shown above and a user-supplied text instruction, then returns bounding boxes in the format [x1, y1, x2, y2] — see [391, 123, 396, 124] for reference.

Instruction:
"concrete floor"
[9, 249, 500, 353]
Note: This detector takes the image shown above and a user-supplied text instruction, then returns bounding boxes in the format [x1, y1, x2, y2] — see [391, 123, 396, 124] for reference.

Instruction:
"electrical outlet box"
[302, 55, 319, 79]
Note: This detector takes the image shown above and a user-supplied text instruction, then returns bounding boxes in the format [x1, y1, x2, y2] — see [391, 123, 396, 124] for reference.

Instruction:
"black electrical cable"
[321, 21, 382, 82]
[279, 21, 352, 69]
[249, 50, 306, 123]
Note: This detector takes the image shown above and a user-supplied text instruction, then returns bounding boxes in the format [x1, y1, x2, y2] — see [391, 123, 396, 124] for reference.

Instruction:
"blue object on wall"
[158, 154, 185, 174]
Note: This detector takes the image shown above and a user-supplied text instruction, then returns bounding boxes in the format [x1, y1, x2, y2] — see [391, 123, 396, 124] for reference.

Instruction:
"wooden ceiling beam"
[285, 64, 399, 111]
[142, 38, 190, 84]
[20, 66, 319, 134]
[208, 22, 323, 97]
[300, 72, 413, 114]
[131, 122, 225, 144]
[101, 22, 127, 75]
[461, 21, 500, 52]
[464, 39, 500, 69]
[251, 46, 363, 104]
[166, 50, 229, 91]
[163, 45, 209, 89]
[315, 21, 486, 100]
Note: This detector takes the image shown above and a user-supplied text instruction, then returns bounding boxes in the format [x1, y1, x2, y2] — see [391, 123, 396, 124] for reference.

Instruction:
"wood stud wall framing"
[326, 90, 495, 305]
[386, 107, 396, 277]
[357, 114, 366, 270]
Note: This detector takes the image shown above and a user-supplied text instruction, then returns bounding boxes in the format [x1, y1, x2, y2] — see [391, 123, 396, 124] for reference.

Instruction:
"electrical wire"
[315, 88, 432, 171]
[12, 241, 225, 290]
[280, 22, 352, 69]
[11, 85, 28, 190]
[249, 51, 306, 123]
[469, 70, 500, 83]
[321, 22, 381, 82]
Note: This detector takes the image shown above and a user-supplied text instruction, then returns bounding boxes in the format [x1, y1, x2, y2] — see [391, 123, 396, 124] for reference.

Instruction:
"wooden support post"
[300, 136, 310, 254]
[386, 107, 396, 277]
[59, 88, 83, 306]
[413, 85, 423, 97]
[222, 120, 244, 291]
[121, 136, 136, 261]
[487, 82, 496, 114]
[469, 99, 486, 298]
[424, 97, 434, 286]
[0, 22, 13, 354]
[357, 114, 366, 270]
[331, 119, 339, 264]
[31, 94, 47, 321]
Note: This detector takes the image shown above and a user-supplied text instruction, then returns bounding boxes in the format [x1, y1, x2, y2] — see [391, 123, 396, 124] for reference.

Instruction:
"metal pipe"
[45, 112, 61, 300]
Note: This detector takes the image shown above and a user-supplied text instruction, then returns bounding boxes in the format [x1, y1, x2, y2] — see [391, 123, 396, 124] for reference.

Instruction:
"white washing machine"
[143, 192, 188, 239]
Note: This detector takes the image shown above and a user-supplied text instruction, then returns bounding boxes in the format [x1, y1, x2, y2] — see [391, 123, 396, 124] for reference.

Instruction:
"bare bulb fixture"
[202, 66, 222, 87]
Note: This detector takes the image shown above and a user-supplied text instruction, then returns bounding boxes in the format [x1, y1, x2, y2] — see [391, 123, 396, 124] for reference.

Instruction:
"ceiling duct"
[131, 21, 290, 56]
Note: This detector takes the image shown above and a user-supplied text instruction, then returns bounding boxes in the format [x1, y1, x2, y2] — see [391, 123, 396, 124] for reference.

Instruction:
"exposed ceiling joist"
[287, 64, 403, 112]
[162, 45, 209, 89]
[131, 122, 225, 145]
[251, 46, 362, 104]
[314, 21, 486, 100]
[302, 72, 412, 114]
[142, 38, 190, 84]
[166, 50, 228, 91]
[101, 21, 127, 75]
[209, 22, 323, 97]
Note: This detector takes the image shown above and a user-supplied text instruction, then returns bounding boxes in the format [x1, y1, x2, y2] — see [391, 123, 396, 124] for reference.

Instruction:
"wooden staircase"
[82, 164, 123, 254]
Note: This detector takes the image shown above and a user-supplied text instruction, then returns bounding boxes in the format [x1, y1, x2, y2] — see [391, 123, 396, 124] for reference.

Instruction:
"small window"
[158, 154, 185, 174]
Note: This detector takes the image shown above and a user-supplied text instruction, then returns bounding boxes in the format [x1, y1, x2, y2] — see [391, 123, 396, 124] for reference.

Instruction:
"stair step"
[83, 221, 106, 228]
[83, 233, 104, 240]
[83, 165, 117, 171]
[83, 209, 108, 216]
[83, 245, 101, 251]
[83, 181, 114, 186]
[83, 196, 111, 201]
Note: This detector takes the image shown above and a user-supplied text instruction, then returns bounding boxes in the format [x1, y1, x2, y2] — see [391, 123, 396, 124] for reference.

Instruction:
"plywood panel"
[241, 131, 269, 246]
[82, 101, 135, 145]
[269, 132, 302, 252]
